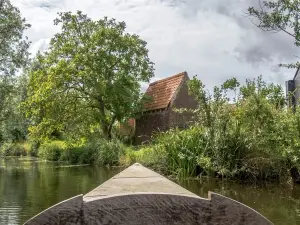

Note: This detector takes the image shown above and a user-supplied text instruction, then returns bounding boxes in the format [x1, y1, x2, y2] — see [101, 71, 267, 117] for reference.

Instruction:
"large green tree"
[25, 11, 154, 140]
[247, 0, 300, 68]
[0, 0, 30, 141]
[0, 75, 28, 142]
[0, 0, 30, 77]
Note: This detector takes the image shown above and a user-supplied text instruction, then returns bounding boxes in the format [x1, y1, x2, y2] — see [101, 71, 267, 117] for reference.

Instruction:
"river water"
[0, 157, 300, 225]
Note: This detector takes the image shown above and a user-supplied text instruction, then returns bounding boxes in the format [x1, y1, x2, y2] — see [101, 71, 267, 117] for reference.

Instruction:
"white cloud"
[11, 0, 297, 91]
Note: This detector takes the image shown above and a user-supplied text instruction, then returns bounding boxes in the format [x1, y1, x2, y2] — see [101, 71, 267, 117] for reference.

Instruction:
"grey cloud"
[18, 0, 62, 9]
[173, 0, 299, 66]
[39, 2, 52, 9]
[227, 1, 300, 65]
[235, 30, 298, 65]
[13, 0, 297, 89]
[216, 5, 230, 16]
[235, 44, 272, 66]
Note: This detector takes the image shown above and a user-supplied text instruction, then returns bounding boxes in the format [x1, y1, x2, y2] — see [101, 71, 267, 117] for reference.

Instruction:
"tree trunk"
[97, 97, 115, 141]
[101, 122, 112, 140]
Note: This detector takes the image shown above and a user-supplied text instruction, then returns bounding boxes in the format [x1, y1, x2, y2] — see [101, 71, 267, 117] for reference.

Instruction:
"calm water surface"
[1, 158, 300, 225]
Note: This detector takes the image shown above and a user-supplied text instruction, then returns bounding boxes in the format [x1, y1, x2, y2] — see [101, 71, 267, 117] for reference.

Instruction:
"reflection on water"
[0, 158, 300, 225]
[178, 179, 300, 225]
[0, 158, 122, 225]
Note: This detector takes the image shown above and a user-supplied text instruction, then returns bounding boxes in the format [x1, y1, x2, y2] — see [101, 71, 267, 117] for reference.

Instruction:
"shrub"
[38, 140, 67, 161]
[26, 140, 39, 157]
[0, 142, 27, 157]
[36, 138, 124, 165]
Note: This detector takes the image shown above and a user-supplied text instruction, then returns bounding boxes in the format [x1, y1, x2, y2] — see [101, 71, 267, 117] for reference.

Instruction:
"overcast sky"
[12, 0, 300, 91]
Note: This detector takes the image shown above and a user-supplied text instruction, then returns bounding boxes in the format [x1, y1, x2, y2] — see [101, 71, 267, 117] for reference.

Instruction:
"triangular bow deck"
[24, 163, 273, 225]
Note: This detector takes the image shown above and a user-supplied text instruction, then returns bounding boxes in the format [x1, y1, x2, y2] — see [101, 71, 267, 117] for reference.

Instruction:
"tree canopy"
[0, 0, 31, 77]
[247, 0, 300, 68]
[0, 0, 30, 141]
[25, 11, 154, 141]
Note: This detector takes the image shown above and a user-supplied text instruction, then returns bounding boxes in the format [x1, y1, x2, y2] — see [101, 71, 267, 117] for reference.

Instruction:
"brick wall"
[134, 74, 198, 145]
[169, 75, 198, 128]
[134, 109, 170, 145]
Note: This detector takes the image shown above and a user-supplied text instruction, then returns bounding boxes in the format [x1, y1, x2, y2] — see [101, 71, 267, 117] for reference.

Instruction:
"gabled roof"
[144, 72, 186, 111]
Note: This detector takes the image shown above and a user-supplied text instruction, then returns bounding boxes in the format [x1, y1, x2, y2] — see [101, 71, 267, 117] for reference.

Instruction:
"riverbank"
[0, 134, 296, 184]
[0, 139, 124, 166]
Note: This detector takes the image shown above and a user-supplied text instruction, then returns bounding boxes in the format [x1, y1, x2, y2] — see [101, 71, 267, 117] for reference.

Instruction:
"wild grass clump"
[59, 146, 92, 164]
[120, 144, 167, 170]
[154, 127, 206, 178]
[38, 140, 67, 161]
[90, 139, 125, 166]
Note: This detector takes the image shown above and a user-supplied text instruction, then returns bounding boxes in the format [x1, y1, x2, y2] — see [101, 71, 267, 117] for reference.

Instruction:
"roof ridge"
[149, 72, 186, 86]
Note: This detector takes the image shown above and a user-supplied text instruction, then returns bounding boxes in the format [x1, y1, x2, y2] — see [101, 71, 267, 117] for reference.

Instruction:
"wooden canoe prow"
[24, 163, 273, 225]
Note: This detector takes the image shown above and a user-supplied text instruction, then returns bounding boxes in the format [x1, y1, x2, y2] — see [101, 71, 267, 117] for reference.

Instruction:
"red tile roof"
[144, 72, 186, 111]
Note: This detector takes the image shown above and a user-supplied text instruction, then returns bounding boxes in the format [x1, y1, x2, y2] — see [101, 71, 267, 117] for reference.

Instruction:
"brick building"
[118, 71, 198, 145]
[133, 71, 198, 145]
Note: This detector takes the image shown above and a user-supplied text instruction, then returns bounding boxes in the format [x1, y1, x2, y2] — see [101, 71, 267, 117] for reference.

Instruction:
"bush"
[35, 138, 125, 165]
[26, 140, 39, 157]
[59, 138, 125, 166]
[0, 142, 27, 157]
[38, 141, 67, 161]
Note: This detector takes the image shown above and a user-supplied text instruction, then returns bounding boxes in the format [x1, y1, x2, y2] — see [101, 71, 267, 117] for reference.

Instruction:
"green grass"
[38, 140, 67, 161]
[120, 144, 167, 172]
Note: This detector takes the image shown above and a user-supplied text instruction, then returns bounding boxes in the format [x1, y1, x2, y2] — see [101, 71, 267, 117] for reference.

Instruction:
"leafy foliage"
[0, 142, 31, 157]
[37, 138, 124, 166]
[0, 75, 29, 142]
[0, 142, 24, 156]
[25, 11, 154, 141]
[0, 0, 31, 77]
[136, 76, 291, 181]
[0, 0, 30, 141]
